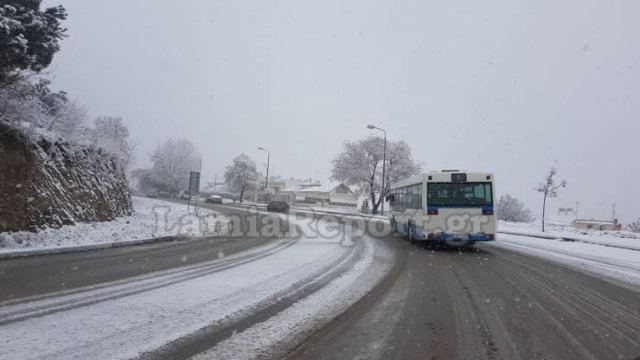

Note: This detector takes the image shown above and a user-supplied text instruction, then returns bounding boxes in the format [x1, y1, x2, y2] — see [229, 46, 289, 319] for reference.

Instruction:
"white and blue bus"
[388, 171, 496, 245]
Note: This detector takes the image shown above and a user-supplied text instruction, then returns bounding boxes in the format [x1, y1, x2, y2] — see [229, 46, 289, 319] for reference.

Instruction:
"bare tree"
[224, 154, 258, 203]
[331, 136, 421, 214]
[149, 138, 200, 193]
[628, 219, 640, 233]
[496, 194, 534, 222]
[50, 100, 88, 140]
[90, 116, 135, 169]
[535, 167, 567, 232]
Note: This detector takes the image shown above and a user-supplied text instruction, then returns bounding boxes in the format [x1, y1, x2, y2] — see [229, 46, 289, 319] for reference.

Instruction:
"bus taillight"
[482, 209, 494, 215]
[427, 209, 438, 215]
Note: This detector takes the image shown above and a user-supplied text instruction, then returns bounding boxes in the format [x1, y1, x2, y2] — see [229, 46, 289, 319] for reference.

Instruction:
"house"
[270, 178, 320, 203]
[296, 182, 358, 207]
[273, 180, 358, 208]
[572, 219, 622, 231]
[264, 177, 288, 193]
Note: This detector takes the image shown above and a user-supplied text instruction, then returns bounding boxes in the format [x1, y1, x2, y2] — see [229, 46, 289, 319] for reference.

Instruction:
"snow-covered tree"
[535, 167, 567, 232]
[628, 219, 640, 233]
[496, 194, 534, 222]
[0, 1, 67, 85]
[0, 80, 45, 126]
[48, 100, 87, 139]
[34, 78, 67, 116]
[332, 136, 421, 214]
[148, 138, 200, 193]
[224, 153, 258, 203]
[0, 77, 70, 131]
[90, 116, 134, 169]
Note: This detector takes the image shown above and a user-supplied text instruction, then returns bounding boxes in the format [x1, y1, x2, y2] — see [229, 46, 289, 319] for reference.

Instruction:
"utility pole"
[612, 202, 616, 221]
[257, 147, 270, 188]
[258, 147, 270, 203]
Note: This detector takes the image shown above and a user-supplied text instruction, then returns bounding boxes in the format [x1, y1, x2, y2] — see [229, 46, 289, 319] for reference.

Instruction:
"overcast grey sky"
[45, 0, 639, 223]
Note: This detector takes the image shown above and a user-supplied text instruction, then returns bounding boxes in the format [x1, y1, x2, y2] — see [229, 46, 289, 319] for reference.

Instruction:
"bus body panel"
[424, 207, 495, 241]
[389, 171, 496, 244]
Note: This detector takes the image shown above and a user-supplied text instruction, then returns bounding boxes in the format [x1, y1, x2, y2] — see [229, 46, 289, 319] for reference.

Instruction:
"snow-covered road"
[2, 205, 638, 360]
[296, 209, 640, 289]
[0, 214, 394, 360]
[490, 233, 640, 288]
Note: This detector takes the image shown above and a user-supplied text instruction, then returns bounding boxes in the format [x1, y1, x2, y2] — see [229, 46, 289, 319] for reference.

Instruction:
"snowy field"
[0, 196, 228, 255]
[0, 215, 393, 360]
[489, 221, 640, 288]
[498, 220, 640, 250]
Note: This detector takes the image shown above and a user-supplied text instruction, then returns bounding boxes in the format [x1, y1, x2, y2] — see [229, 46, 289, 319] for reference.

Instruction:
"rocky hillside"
[0, 123, 133, 232]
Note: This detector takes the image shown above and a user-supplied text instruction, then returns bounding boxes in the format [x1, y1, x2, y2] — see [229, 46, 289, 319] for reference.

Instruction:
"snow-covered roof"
[546, 215, 576, 226]
[573, 219, 618, 225]
[279, 187, 299, 193]
[298, 181, 350, 193]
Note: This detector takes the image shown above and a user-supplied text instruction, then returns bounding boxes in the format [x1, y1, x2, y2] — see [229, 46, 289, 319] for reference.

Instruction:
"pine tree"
[0, 1, 67, 84]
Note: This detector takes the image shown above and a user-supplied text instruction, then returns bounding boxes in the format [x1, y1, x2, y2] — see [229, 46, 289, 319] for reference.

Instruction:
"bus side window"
[391, 190, 401, 212]
[402, 187, 409, 211]
[408, 185, 416, 209]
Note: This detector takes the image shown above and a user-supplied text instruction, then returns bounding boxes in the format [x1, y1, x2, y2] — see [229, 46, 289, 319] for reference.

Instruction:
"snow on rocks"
[0, 123, 133, 232]
[0, 196, 228, 255]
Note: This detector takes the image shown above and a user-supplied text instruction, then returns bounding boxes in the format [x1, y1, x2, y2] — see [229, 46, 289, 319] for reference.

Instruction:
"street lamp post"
[257, 147, 270, 188]
[367, 124, 387, 215]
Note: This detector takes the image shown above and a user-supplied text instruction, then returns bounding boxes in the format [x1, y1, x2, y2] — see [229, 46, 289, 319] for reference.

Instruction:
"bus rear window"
[427, 182, 493, 207]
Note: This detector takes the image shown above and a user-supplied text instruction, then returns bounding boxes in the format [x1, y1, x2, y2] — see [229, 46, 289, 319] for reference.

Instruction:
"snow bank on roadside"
[0, 196, 227, 254]
[491, 233, 640, 288]
[498, 220, 640, 251]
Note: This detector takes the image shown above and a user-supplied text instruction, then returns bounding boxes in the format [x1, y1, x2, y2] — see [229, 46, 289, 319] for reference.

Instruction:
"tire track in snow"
[0, 238, 296, 325]
[0, 217, 363, 359]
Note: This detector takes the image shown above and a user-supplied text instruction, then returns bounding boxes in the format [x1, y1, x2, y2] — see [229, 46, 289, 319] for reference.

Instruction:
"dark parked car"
[267, 201, 289, 213]
[205, 195, 223, 204]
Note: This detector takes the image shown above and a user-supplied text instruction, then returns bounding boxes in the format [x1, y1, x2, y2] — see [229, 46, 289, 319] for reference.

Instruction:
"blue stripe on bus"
[396, 225, 494, 242]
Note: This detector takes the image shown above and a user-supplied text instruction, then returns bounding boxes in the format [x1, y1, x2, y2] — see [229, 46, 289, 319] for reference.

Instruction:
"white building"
[274, 180, 358, 208]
